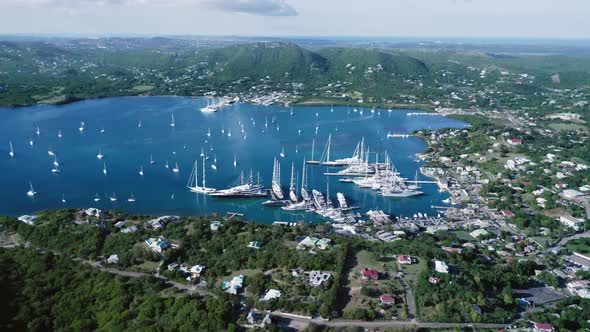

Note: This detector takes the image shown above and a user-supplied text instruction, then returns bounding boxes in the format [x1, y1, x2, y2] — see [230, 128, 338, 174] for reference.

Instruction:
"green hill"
[196, 42, 329, 81]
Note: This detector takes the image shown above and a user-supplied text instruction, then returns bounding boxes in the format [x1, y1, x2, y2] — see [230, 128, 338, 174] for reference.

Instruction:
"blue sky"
[0, 0, 588, 38]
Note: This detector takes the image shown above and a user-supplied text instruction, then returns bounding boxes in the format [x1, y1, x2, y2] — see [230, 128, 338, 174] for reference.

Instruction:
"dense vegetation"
[0, 248, 234, 331]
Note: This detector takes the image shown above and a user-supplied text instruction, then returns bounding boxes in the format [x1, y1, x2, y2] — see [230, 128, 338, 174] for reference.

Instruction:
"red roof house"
[379, 294, 395, 305]
[397, 255, 412, 265]
[507, 138, 522, 145]
[361, 268, 379, 280]
[533, 322, 554, 332]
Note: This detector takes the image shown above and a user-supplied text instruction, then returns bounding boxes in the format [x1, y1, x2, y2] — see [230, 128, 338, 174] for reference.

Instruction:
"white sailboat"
[8, 141, 14, 158]
[100, 127, 105, 134]
[109, 193, 118, 202]
[320, 134, 346, 166]
[187, 157, 216, 193]
[172, 162, 180, 173]
[127, 193, 136, 202]
[170, 113, 176, 127]
[61, 194, 67, 203]
[51, 164, 60, 174]
[47, 148, 55, 156]
[26, 181, 36, 197]
[289, 162, 298, 203]
[150, 154, 155, 165]
[93, 193, 101, 202]
[97, 148, 104, 160]
[79, 121, 85, 132]
[139, 165, 144, 176]
[200, 99, 217, 113]
[207, 128, 211, 137]
[35, 126, 40, 136]
[280, 146, 285, 158]
[52, 155, 59, 167]
[58, 130, 63, 138]
[102, 162, 107, 175]
[165, 160, 169, 169]
[306, 139, 320, 165]
[233, 155, 237, 168]
[331, 106, 334, 112]
[271, 158, 284, 200]
[227, 129, 231, 137]
[28, 139, 33, 147]
[301, 159, 310, 201]
[138, 120, 142, 128]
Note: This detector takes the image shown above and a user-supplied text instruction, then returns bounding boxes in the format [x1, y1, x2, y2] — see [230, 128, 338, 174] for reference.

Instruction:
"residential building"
[397, 255, 412, 265]
[435, 260, 449, 274]
[559, 215, 584, 231]
[361, 267, 379, 280]
[380, 294, 395, 305]
[261, 289, 281, 302]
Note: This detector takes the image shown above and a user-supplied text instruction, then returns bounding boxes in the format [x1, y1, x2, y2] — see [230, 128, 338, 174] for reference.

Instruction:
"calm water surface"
[0, 97, 468, 223]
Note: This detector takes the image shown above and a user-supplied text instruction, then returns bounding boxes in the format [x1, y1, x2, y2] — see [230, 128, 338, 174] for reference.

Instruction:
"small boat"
[165, 160, 169, 169]
[8, 141, 14, 158]
[97, 148, 104, 160]
[52, 155, 59, 167]
[211, 164, 217, 170]
[139, 165, 144, 176]
[47, 149, 55, 156]
[331, 106, 334, 112]
[58, 130, 63, 138]
[138, 120, 142, 128]
[172, 162, 180, 173]
[51, 165, 60, 173]
[61, 194, 67, 203]
[280, 147, 285, 158]
[26, 181, 36, 197]
[93, 193, 101, 202]
[109, 193, 118, 202]
[127, 193, 136, 202]
[28, 139, 33, 147]
[298, 129, 301, 135]
[170, 113, 176, 127]
[102, 162, 107, 175]
[79, 121, 85, 132]
[227, 129, 231, 137]
[100, 128, 105, 134]
[207, 128, 211, 137]
[35, 126, 40, 136]
[200, 148, 205, 158]
[233, 155, 237, 168]
[150, 154, 155, 165]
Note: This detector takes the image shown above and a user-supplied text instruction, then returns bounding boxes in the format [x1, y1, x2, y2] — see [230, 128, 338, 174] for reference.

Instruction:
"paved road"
[552, 230, 590, 249]
[268, 311, 506, 329]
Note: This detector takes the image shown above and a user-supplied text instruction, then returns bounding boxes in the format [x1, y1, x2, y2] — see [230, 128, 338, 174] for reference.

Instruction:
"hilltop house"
[397, 255, 412, 265]
[559, 215, 584, 231]
[260, 289, 281, 302]
[309, 271, 332, 287]
[145, 237, 171, 253]
[247, 241, 262, 249]
[246, 312, 272, 328]
[297, 236, 331, 250]
[435, 260, 449, 274]
[222, 275, 244, 295]
[380, 294, 396, 305]
[533, 322, 554, 332]
[18, 215, 38, 226]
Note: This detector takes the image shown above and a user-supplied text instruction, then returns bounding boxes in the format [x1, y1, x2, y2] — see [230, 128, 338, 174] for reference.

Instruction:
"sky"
[0, 0, 589, 39]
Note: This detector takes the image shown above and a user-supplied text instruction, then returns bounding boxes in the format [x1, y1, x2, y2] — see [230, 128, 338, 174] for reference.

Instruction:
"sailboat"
[61, 194, 67, 203]
[79, 121, 85, 132]
[207, 128, 211, 137]
[300, 159, 310, 201]
[271, 158, 284, 200]
[170, 113, 176, 127]
[93, 193, 101, 202]
[100, 127, 105, 134]
[227, 129, 231, 137]
[138, 120, 142, 128]
[97, 148, 104, 160]
[201, 99, 217, 113]
[35, 126, 40, 136]
[28, 139, 33, 147]
[331, 106, 334, 112]
[289, 162, 298, 203]
[8, 141, 14, 158]
[165, 160, 169, 169]
[102, 162, 107, 175]
[52, 155, 59, 167]
[211, 154, 217, 170]
[47, 148, 55, 156]
[27, 181, 37, 197]
[172, 162, 180, 173]
[187, 157, 216, 193]
[265, 116, 268, 128]
[280, 146, 285, 158]
[51, 164, 60, 174]
[58, 130, 63, 138]
[139, 165, 144, 176]
[26, 181, 36, 197]
[233, 155, 237, 168]
[320, 134, 347, 166]
[127, 193, 136, 202]
[150, 154, 155, 165]
[315, 124, 319, 135]
[109, 193, 118, 202]
[306, 139, 320, 165]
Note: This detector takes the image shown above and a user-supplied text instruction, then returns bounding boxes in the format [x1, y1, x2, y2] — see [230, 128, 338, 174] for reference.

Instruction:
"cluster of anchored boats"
[186, 134, 423, 223]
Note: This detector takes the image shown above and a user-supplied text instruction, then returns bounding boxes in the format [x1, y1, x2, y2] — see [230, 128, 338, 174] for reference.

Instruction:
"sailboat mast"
[326, 134, 331, 162]
[311, 139, 315, 161]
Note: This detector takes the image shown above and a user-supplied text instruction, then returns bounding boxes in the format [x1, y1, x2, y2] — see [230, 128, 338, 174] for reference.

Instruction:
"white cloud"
[8, 0, 298, 16]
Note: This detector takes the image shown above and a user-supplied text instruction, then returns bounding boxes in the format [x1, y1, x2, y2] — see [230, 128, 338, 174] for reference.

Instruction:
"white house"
[434, 260, 449, 274]
[18, 215, 38, 226]
[559, 215, 584, 231]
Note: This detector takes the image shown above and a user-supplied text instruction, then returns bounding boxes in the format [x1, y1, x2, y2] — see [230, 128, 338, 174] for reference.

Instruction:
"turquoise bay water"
[0, 97, 468, 223]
